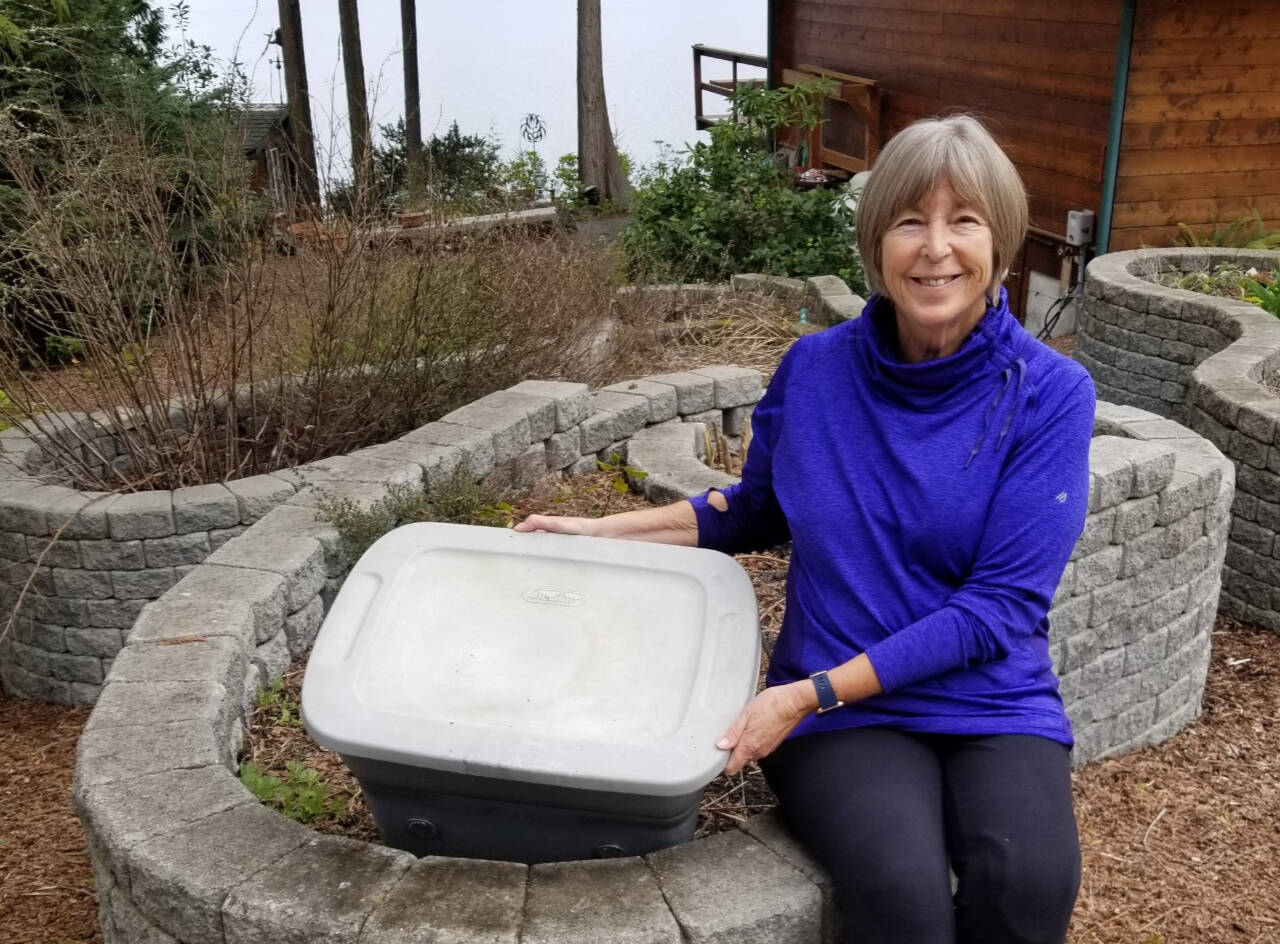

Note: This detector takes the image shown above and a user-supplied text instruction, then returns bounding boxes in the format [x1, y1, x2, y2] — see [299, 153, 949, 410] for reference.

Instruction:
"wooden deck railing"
[691, 48, 882, 178]
[692, 44, 767, 130]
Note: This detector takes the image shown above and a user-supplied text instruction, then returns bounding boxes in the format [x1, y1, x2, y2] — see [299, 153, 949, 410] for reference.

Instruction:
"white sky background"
[172, 1, 767, 186]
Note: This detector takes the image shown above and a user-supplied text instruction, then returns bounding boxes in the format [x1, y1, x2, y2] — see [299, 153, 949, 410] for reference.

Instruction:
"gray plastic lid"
[302, 522, 760, 797]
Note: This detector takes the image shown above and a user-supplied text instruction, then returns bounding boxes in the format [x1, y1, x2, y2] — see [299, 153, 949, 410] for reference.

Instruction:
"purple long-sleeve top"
[690, 290, 1095, 745]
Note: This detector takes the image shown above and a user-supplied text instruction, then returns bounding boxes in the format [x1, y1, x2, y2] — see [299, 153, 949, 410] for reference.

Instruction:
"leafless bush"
[0, 115, 628, 490]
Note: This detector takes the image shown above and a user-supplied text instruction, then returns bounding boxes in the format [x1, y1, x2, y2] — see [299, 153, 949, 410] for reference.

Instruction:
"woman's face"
[879, 179, 994, 357]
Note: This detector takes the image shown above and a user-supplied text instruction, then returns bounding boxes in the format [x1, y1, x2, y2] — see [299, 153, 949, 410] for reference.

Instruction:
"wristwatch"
[809, 670, 846, 715]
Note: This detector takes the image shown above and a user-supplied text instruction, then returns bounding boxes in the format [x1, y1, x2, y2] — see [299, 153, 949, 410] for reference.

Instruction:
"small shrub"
[1242, 275, 1280, 318]
[596, 451, 647, 494]
[621, 84, 863, 289]
[317, 467, 514, 567]
[256, 675, 302, 728]
[239, 760, 347, 825]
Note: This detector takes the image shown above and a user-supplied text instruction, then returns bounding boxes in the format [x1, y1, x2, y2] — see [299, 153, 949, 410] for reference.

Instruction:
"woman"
[517, 115, 1093, 944]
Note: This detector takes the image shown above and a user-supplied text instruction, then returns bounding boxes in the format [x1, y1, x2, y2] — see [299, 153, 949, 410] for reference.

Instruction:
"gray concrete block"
[89, 678, 235, 745]
[208, 517, 326, 612]
[508, 380, 592, 432]
[740, 811, 841, 944]
[83, 599, 146, 630]
[1113, 495, 1159, 542]
[109, 636, 246, 703]
[488, 442, 548, 491]
[222, 835, 412, 944]
[398, 422, 495, 480]
[53, 567, 114, 599]
[75, 766, 252, 899]
[172, 484, 240, 533]
[208, 525, 245, 551]
[602, 379, 680, 423]
[107, 491, 175, 540]
[1089, 580, 1133, 627]
[48, 492, 118, 540]
[225, 475, 296, 525]
[106, 886, 181, 944]
[80, 538, 145, 570]
[732, 273, 805, 301]
[578, 411, 617, 455]
[254, 631, 292, 680]
[648, 829, 822, 944]
[284, 595, 324, 658]
[1088, 438, 1135, 511]
[66, 626, 124, 658]
[644, 371, 717, 415]
[523, 858, 682, 944]
[691, 366, 764, 409]
[12, 619, 66, 652]
[360, 856, 527, 944]
[1048, 595, 1091, 639]
[30, 595, 89, 627]
[111, 568, 178, 600]
[1073, 546, 1122, 593]
[545, 430, 582, 470]
[1127, 441, 1177, 496]
[437, 405, 533, 465]
[125, 803, 311, 944]
[1230, 517, 1275, 556]
[0, 655, 70, 702]
[724, 404, 756, 437]
[567, 455, 599, 477]
[11, 639, 103, 683]
[591, 391, 651, 438]
[1120, 528, 1165, 578]
[27, 534, 81, 568]
[131, 575, 264, 647]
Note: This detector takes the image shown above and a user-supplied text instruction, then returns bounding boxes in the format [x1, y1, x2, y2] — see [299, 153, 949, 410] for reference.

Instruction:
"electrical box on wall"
[1066, 209, 1096, 248]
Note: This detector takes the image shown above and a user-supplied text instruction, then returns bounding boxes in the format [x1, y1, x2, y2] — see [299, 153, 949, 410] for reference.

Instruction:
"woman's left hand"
[716, 681, 815, 776]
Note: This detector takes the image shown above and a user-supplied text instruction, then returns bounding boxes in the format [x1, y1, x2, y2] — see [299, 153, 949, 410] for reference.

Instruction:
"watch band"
[809, 670, 846, 715]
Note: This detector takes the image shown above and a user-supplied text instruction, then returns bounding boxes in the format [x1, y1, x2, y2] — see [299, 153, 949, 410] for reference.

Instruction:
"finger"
[716, 712, 747, 751]
[515, 515, 569, 533]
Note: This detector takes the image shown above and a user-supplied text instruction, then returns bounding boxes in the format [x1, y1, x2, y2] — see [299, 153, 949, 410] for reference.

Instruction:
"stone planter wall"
[1078, 249, 1280, 632]
[0, 367, 762, 707]
[73, 364, 1232, 944]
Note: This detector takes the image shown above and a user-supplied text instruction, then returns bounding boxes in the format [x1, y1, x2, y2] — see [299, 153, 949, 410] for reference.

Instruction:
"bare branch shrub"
[0, 111, 627, 491]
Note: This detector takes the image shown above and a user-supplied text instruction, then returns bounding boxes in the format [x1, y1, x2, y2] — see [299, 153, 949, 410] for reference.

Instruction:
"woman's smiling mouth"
[913, 276, 959, 287]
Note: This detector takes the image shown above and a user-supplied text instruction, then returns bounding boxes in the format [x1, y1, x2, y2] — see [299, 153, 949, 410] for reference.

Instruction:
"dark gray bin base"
[345, 755, 702, 864]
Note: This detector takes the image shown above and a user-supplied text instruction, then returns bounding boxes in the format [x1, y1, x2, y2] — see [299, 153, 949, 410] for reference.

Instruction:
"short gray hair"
[855, 115, 1027, 298]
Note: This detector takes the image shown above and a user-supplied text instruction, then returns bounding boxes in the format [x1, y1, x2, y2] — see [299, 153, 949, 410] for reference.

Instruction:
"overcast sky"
[173, 1, 767, 184]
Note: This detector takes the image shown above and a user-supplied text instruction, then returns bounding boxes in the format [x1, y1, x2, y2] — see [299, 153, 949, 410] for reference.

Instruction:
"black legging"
[760, 727, 1080, 944]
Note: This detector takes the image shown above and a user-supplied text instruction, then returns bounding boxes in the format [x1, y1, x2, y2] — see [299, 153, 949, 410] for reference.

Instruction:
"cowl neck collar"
[854, 287, 1019, 402]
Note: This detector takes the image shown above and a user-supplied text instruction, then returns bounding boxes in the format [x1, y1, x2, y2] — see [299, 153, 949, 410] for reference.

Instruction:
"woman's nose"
[921, 222, 951, 260]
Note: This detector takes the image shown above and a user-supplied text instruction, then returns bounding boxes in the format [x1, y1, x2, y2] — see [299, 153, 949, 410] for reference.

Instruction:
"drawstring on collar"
[965, 356, 1026, 469]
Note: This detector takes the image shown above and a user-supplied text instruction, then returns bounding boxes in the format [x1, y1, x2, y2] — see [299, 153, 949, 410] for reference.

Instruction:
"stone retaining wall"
[74, 366, 1231, 943]
[0, 367, 762, 707]
[1078, 249, 1280, 632]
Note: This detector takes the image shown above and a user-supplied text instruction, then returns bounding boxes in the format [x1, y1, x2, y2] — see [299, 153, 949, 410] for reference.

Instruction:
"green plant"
[620, 85, 862, 289]
[1174, 211, 1280, 250]
[42, 334, 84, 364]
[239, 760, 347, 824]
[1242, 275, 1280, 318]
[317, 467, 514, 567]
[256, 675, 301, 727]
[501, 148, 547, 201]
[596, 451, 647, 494]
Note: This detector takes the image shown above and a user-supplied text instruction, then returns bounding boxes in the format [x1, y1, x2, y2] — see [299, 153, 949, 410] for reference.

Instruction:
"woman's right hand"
[513, 514, 599, 535]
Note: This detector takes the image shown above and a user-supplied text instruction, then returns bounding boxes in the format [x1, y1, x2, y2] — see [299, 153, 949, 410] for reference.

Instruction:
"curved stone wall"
[1078, 249, 1280, 632]
[1, 368, 762, 706]
[73, 364, 1231, 943]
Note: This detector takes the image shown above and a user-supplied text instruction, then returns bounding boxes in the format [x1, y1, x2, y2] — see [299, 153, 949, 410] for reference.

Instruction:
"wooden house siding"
[771, 0, 1122, 238]
[1110, 1, 1280, 250]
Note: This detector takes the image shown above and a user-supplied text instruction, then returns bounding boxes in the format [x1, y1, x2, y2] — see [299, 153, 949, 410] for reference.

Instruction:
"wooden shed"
[745, 0, 1280, 312]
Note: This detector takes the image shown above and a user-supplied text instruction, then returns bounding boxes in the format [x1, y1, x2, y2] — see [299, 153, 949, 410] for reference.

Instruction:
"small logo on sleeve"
[1054, 491, 1068, 503]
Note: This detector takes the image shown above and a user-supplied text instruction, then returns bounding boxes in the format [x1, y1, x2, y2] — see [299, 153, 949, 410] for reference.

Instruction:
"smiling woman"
[856, 114, 1029, 363]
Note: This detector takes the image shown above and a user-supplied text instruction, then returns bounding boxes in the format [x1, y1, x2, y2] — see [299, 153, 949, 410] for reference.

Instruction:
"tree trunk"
[337, 0, 372, 210]
[400, 0, 425, 204]
[576, 0, 630, 206]
[275, 0, 320, 213]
